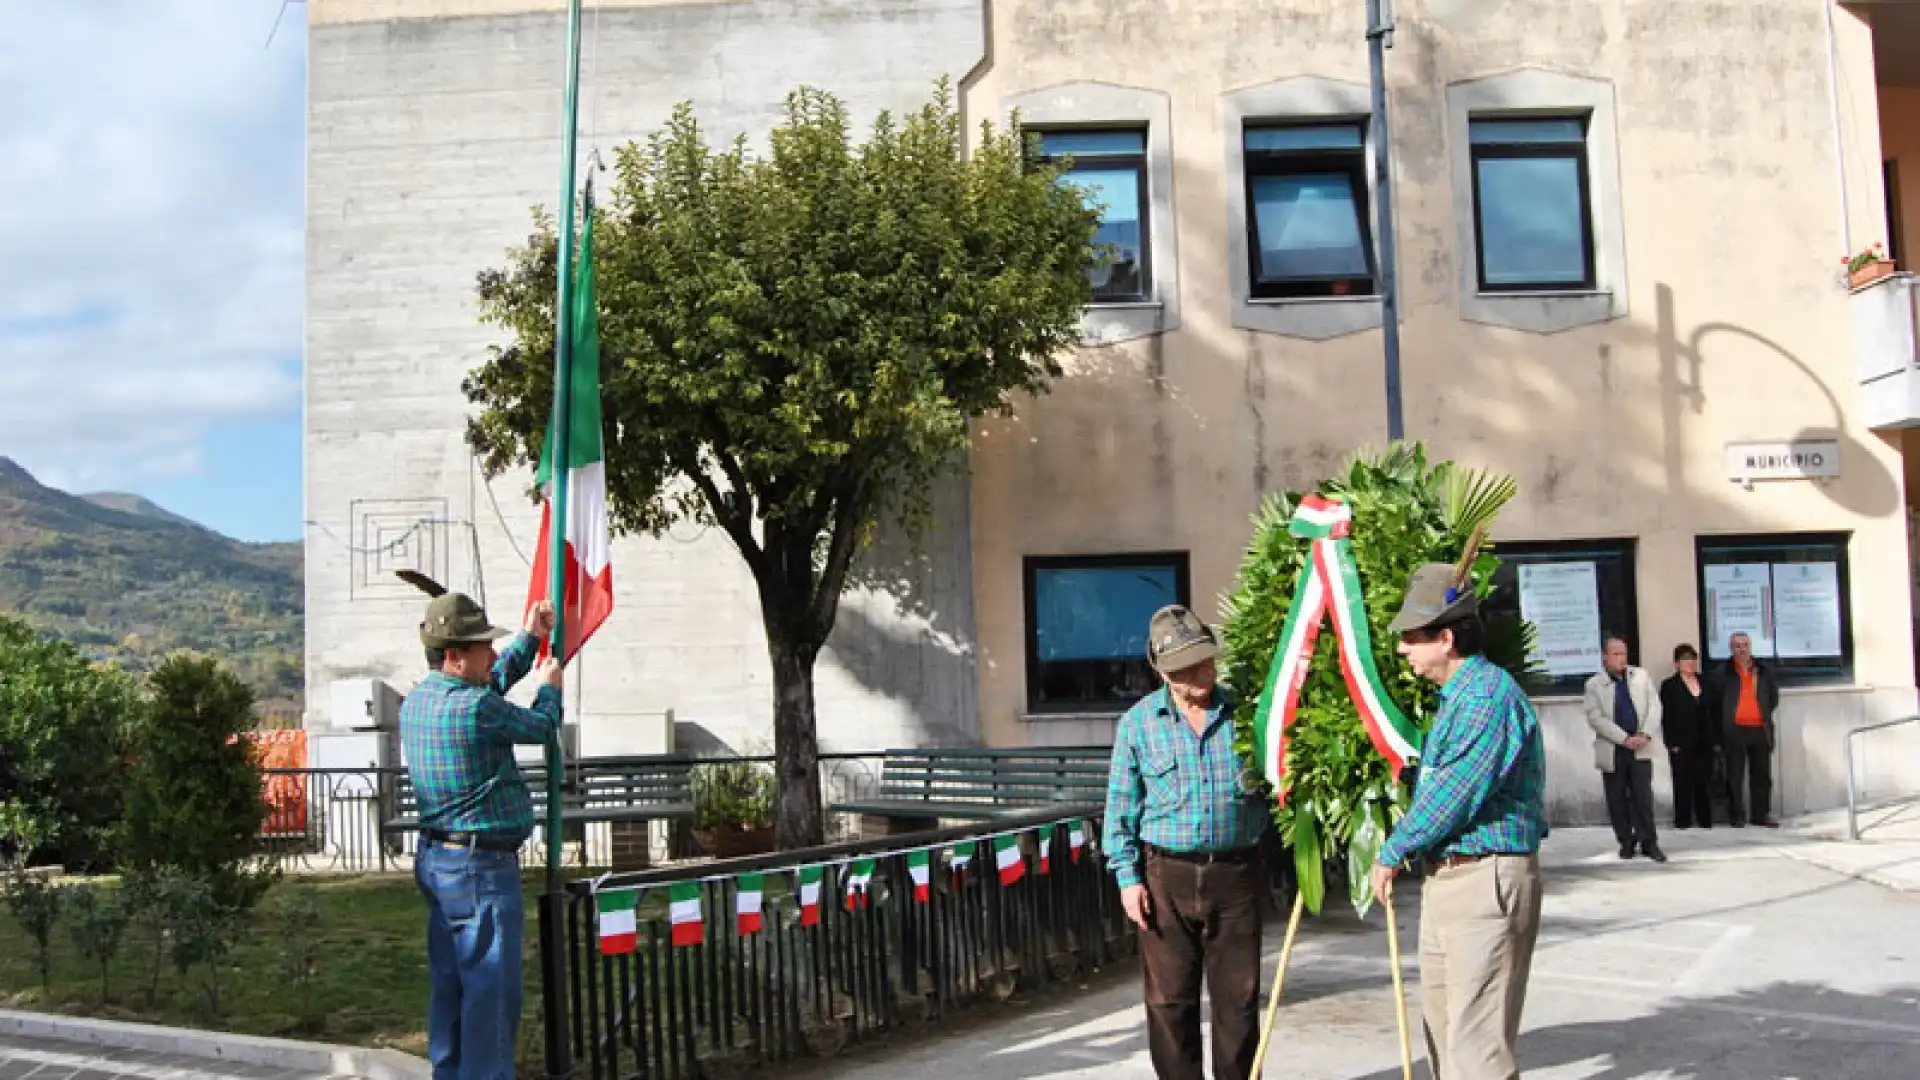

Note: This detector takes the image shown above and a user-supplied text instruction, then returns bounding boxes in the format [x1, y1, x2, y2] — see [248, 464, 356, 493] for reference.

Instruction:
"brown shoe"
[1758, 818, 1780, 828]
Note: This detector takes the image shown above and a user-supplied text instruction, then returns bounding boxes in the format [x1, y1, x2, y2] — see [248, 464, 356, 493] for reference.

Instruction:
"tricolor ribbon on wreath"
[1250, 494, 1424, 805]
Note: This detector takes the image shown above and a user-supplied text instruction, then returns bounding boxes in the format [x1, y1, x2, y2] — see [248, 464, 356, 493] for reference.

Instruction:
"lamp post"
[1367, 0, 1405, 442]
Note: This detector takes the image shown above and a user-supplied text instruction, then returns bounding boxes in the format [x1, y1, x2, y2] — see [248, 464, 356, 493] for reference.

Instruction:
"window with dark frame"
[1886, 159, 1905, 268]
[1695, 533, 1854, 687]
[1482, 538, 1638, 694]
[1036, 129, 1152, 303]
[1469, 116, 1597, 292]
[1242, 122, 1376, 299]
[1024, 552, 1190, 714]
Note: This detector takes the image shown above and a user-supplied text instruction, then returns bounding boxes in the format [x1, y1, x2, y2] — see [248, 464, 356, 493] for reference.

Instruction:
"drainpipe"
[1823, 0, 1853, 254]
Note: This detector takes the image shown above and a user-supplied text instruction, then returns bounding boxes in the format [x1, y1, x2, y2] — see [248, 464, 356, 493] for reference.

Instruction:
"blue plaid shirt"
[1378, 656, 1548, 867]
[399, 632, 561, 844]
[1103, 686, 1270, 889]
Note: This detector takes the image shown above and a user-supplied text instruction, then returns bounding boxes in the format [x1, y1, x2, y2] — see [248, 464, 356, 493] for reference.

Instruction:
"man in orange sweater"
[1715, 632, 1780, 828]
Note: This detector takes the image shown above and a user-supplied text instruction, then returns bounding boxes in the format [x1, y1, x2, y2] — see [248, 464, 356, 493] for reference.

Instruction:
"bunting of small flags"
[1038, 832, 1052, 875]
[906, 849, 931, 902]
[993, 832, 1025, 885]
[1069, 820, 1087, 863]
[798, 865, 824, 926]
[669, 881, 703, 947]
[597, 889, 638, 956]
[845, 858, 877, 909]
[736, 873, 764, 935]
[950, 844, 974, 887]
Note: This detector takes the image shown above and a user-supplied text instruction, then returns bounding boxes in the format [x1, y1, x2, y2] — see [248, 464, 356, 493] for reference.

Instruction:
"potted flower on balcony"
[1845, 241, 1895, 289]
[691, 757, 777, 859]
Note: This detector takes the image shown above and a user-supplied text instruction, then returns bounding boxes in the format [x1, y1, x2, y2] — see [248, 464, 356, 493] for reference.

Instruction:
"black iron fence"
[556, 806, 1129, 1080]
[253, 753, 891, 874]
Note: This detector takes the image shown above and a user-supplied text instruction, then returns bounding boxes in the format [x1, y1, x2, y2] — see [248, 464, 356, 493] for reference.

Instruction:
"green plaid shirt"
[1379, 655, 1548, 867]
[1103, 686, 1270, 889]
[399, 632, 562, 844]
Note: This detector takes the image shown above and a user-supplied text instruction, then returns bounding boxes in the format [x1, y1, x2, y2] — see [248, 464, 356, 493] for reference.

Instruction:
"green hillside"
[0, 458, 302, 709]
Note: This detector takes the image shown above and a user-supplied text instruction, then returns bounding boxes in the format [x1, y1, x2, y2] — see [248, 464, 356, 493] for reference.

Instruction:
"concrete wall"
[303, 0, 989, 753]
[963, 0, 1919, 820]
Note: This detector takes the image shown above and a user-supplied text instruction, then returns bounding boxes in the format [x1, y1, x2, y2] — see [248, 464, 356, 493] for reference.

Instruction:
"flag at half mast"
[526, 180, 613, 661]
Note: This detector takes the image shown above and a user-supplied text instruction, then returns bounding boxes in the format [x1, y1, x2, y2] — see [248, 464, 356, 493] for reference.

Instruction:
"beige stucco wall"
[309, 0, 736, 25]
[966, 0, 1915, 762]
[1881, 86, 1920, 268]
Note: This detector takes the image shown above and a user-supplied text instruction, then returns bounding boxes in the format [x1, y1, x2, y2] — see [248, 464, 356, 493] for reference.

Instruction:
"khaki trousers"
[1416, 854, 1542, 1080]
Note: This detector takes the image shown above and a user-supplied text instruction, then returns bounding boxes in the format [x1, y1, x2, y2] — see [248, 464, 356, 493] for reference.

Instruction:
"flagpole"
[540, 1, 585, 1078]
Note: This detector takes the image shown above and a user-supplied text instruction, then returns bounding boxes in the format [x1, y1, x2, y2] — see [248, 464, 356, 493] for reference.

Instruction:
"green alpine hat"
[1387, 563, 1480, 634]
[1147, 604, 1219, 674]
[419, 592, 512, 649]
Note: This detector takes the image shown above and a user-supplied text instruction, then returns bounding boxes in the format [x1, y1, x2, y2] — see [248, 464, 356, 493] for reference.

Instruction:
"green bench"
[383, 755, 697, 835]
[830, 747, 1111, 831]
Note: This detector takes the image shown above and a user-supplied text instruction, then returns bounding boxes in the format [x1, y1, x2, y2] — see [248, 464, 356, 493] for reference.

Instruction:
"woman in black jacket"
[1660, 643, 1719, 828]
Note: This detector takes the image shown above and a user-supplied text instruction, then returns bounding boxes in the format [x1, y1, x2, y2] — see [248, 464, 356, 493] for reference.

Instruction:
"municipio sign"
[1724, 439, 1841, 482]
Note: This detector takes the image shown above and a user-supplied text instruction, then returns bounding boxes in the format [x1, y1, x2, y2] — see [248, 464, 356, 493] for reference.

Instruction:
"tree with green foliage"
[122, 654, 278, 913]
[3, 871, 65, 992]
[0, 614, 147, 871]
[65, 883, 132, 1003]
[464, 81, 1101, 847]
[1222, 445, 1539, 917]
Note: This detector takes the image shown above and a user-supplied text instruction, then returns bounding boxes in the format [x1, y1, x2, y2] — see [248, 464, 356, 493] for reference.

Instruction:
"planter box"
[695, 824, 776, 859]
[1851, 259, 1897, 289]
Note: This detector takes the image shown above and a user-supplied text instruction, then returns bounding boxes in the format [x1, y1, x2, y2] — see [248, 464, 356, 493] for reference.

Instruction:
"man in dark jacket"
[1714, 632, 1780, 828]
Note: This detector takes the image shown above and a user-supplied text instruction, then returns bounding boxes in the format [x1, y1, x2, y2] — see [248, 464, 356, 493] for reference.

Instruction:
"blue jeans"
[415, 841, 525, 1080]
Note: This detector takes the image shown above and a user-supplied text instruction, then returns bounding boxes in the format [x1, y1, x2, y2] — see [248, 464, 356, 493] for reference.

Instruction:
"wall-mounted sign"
[1724, 440, 1840, 482]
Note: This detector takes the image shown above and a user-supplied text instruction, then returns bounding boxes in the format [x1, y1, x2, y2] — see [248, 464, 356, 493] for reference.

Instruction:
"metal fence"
[555, 806, 1128, 1080]
[254, 753, 891, 874]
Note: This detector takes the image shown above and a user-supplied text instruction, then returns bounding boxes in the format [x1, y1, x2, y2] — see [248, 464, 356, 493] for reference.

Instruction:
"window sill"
[1085, 300, 1163, 311]
[1247, 294, 1382, 306]
[1780, 682, 1869, 696]
[1475, 288, 1612, 299]
[1023, 711, 1124, 723]
[1080, 302, 1170, 346]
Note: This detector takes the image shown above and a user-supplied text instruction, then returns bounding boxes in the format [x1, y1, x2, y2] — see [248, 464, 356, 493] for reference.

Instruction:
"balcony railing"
[1853, 270, 1920, 429]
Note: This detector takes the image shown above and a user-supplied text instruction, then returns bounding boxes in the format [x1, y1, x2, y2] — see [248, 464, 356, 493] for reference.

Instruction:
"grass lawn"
[0, 870, 581, 1063]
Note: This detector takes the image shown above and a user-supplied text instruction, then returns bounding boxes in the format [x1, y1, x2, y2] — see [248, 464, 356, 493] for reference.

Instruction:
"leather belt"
[424, 829, 522, 853]
[1145, 843, 1260, 865]
[1429, 851, 1527, 872]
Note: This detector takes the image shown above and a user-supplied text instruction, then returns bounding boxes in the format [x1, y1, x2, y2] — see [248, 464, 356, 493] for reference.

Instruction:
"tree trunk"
[770, 639, 825, 849]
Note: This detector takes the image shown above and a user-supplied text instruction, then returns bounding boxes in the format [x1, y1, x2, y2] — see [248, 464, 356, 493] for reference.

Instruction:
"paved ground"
[828, 817, 1920, 1079]
[0, 1034, 346, 1080]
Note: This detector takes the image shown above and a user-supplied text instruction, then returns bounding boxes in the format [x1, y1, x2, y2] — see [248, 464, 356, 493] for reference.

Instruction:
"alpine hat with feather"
[1387, 525, 1489, 634]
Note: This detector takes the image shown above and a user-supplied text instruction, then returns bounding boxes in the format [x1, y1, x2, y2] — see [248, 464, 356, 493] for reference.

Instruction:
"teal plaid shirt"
[1378, 655, 1548, 867]
[1103, 686, 1270, 889]
[399, 632, 562, 844]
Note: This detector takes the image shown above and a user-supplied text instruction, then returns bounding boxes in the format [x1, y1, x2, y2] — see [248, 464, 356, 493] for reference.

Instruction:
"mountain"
[79, 491, 206, 531]
[0, 458, 303, 709]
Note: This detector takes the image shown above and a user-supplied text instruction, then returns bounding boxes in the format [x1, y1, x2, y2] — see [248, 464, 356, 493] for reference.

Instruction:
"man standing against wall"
[1717, 631, 1780, 828]
[1583, 636, 1666, 862]
[401, 593, 564, 1080]
[1104, 604, 1271, 1080]
[1370, 564, 1548, 1080]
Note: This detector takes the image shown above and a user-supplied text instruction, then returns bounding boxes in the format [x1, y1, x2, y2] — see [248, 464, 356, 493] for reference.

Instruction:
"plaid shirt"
[399, 632, 561, 844]
[1103, 686, 1270, 889]
[1379, 655, 1548, 867]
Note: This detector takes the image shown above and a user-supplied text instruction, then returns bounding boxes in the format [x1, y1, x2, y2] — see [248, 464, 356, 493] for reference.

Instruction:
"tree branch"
[808, 471, 870, 641]
[677, 452, 763, 573]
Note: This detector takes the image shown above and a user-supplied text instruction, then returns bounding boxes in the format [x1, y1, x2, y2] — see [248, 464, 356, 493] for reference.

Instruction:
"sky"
[0, 1, 307, 543]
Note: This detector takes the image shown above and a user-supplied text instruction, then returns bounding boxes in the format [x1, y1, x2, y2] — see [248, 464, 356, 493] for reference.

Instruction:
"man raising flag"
[526, 180, 614, 661]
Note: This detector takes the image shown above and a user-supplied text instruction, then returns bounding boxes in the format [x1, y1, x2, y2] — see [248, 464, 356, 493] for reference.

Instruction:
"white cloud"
[0, 0, 305, 491]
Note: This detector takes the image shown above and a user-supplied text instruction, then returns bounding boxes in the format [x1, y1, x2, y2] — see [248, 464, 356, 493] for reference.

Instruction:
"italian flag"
[525, 182, 613, 662]
[949, 844, 973, 887]
[597, 889, 638, 956]
[845, 858, 876, 910]
[906, 849, 931, 902]
[993, 833, 1024, 886]
[1038, 832, 1052, 875]
[797, 866, 824, 926]
[1069, 820, 1087, 863]
[668, 881, 702, 947]
[736, 873, 764, 935]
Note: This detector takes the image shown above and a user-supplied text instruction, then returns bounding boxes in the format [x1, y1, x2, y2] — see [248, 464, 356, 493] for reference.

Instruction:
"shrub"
[691, 759, 776, 832]
[160, 872, 252, 1016]
[4, 871, 65, 991]
[273, 885, 324, 1030]
[65, 883, 131, 1003]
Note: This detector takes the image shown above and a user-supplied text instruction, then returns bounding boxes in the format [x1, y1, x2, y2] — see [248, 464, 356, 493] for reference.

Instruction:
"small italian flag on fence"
[597, 889, 638, 956]
[668, 882, 703, 947]
[993, 833, 1024, 885]
[798, 866, 824, 926]
[1038, 832, 1052, 875]
[906, 849, 932, 902]
[845, 858, 877, 909]
[736, 873, 764, 935]
[1069, 820, 1087, 863]
[950, 844, 973, 887]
